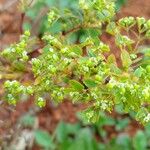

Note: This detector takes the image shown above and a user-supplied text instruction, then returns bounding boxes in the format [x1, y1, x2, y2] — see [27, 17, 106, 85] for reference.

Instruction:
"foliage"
[115, 0, 127, 11]
[20, 112, 150, 150]
[0, 0, 150, 124]
[23, 0, 127, 35]
[34, 129, 55, 149]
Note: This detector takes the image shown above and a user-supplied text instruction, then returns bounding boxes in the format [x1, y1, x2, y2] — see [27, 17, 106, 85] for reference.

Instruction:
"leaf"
[68, 33, 78, 44]
[134, 67, 143, 77]
[106, 22, 117, 35]
[121, 50, 132, 68]
[133, 130, 147, 150]
[107, 54, 117, 65]
[34, 129, 55, 149]
[69, 128, 99, 150]
[20, 114, 36, 127]
[55, 121, 81, 142]
[83, 79, 97, 88]
[34, 76, 42, 85]
[55, 121, 81, 150]
[115, 0, 127, 11]
[48, 21, 62, 34]
[55, 122, 67, 143]
[116, 134, 132, 149]
[71, 46, 83, 56]
[116, 34, 134, 47]
[62, 76, 70, 83]
[87, 29, 101, 39]
[43, 45, 50, 53]
[96, 112, 115, 127]
[98, 10, 111, 21]
[110, 64, 122, 74]
[116, 118, 130, 131]
[69, 80, 84, 91]
[23, 23, 32, 31]
[88, 50, 96, 57]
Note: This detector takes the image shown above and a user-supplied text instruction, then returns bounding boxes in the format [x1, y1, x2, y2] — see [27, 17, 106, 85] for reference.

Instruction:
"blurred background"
[0, 0, 150, 149]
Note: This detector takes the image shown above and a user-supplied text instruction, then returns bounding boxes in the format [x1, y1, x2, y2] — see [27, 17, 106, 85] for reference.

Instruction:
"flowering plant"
[1, 0, 150, 124]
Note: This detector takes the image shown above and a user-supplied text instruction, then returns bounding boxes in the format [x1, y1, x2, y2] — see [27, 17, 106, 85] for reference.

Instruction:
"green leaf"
[116, 134, 132, 149]
[23, 23, 32, 31]
[107, 54, 117, 64]
[110, 64, 122, 74]
[43, 45, 50, 53]
[116, 34, 134, 47]
[69, 128, 99, 150]
[71, 46, 83, 56]
[55, 122, 67, 143]
[34, 129, 55, 149]
[98, 10, 111, 21]
[70, 80, 84, 91]
[121, 50, 132, 68]
[88, 50, 96, 57]
[115, 0, 127, 11]
[116, 118, 130, 131]
[48, 21, 62, 34]
[20, 114, 36, 127]
[96, 112, 115, 127]
[133, 130, 147, 150]
[83, 79, 97, 88]
[106, 22, 117, 35]
[55, 122, 80, 142]
[87, 29, 101, 39]
[145, 30, 150, 38]
[134, 67, 143, 77]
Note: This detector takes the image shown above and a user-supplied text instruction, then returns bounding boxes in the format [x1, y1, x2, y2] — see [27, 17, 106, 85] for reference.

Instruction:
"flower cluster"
[48, 9, 59, 26]
[1, 31, 30, 62]
[4, 80, 33, 105]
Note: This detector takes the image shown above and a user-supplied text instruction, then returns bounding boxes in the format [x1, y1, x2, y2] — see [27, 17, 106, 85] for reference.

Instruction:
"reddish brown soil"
[118, 0, 150, 18]
[0, 0, 20, 50]
[0, 0, 149, 148]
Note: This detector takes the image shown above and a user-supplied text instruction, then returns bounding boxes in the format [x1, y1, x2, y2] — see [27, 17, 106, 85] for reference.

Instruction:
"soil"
[0, 0, 150, 149]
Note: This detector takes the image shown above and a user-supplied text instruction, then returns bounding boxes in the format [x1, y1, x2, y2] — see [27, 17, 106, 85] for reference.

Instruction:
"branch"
[20, 13, 25, 34]
[63, 25, 83, 36]
[20, 0, 35, 34]
[63, 24, 101, 36]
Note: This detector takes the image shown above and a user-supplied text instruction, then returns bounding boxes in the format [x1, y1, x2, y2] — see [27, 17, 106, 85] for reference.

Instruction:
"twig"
[20, 12, 25, 34]
[132, 55, 143, 64]
[63, 25, 83, 36]
[20, 0, 34, 34]
[63, 24, 101, 36]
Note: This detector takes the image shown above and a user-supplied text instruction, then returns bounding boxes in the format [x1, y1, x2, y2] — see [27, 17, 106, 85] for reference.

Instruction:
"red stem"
[20, 13, 25, 34]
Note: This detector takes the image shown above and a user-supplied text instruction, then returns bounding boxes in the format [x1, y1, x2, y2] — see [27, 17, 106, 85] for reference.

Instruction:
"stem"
[130, 30, 139, 38]
[63, 23, 101, 36]
[20, 0, 34, 34]
[126, 28, 130, 37]
[20, 13, 25, 34]
[63, 25, 82, 36]
[133, 37, 146, 52]
[82, 46, 87, 56]
[132, 55, 143, 64]
[134, 40, 140, 51]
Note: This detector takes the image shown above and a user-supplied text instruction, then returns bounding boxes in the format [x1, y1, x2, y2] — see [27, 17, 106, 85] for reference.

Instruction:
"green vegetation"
[0, 0, 150, 125]
[20, 110, 150, 150]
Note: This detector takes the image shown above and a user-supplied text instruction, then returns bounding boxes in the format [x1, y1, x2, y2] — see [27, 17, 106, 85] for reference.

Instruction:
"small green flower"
[36, 97, 46, 108]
